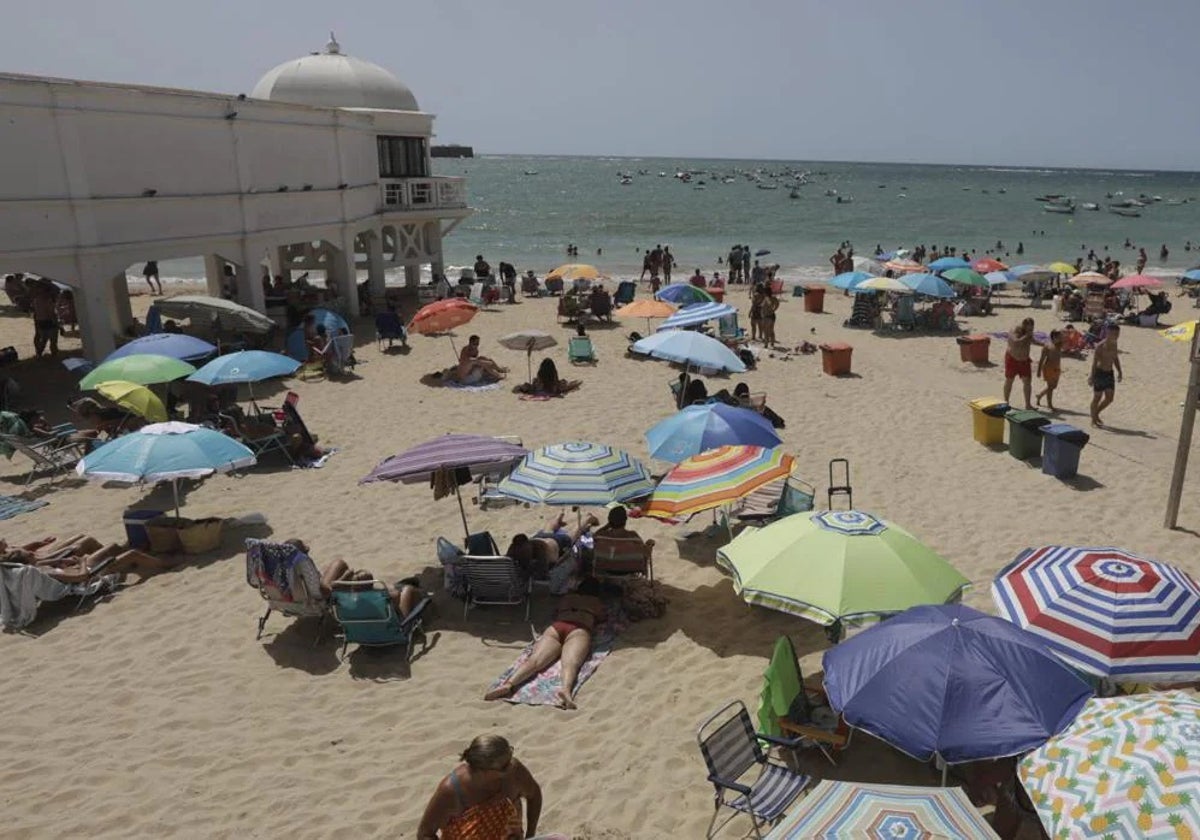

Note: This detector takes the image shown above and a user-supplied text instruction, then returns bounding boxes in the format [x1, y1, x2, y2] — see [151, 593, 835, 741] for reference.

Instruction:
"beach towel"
[518, 393, 553, 401]
[0, 494, 47, 521]
[422, 368, 503, 392]
[295, 447, 339, 469]
[444, 380, 502, 392]
[758, 636, 802, 738]
[0, 563, 114, 629]
[244, 539, 320, 603]
[488, 611, 626, 706]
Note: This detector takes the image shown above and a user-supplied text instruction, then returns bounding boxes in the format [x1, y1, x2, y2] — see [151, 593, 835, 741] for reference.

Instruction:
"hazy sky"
[4, 0, 1198, 169]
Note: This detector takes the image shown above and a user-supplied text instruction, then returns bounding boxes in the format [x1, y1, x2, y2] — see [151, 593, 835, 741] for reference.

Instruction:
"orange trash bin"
[804, 285, 827, 313]
[956, 334, 991, 364]
[820, 342, 853, 376]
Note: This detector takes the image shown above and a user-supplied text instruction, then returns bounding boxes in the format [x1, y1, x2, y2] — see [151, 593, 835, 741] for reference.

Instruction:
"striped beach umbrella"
[496, 441, 654, 506]
[656, 301, 736, 331]
[992, 546, 1200, 683]
[1019, 693, 1200, 839]
[855, 276, 910, 293]
[643, 445, 793, 519]
[766, 780, 1000, 839]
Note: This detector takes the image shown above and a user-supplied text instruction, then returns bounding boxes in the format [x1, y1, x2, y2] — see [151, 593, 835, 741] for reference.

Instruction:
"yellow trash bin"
[969, 398, 1008, 446]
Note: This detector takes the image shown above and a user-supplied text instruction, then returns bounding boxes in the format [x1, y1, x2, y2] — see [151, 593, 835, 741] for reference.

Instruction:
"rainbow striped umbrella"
[765, 780, 999, 839]
[992, 546, 1200, 683]
[643, 445, 794, 519]
[1019, 693, 1200, 839]
[495, 441, 654, 506]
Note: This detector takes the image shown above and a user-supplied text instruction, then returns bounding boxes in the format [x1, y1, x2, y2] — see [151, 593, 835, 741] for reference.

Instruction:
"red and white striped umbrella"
[992, 546, 1200, 683]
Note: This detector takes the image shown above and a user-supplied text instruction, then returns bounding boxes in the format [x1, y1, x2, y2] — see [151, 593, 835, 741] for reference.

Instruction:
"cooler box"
[968, 398, 1009, 445]
[957, 334, 991, 364]
[124, 509, 165, 550]
[1041, 424, 1090, 479]
[819, 342, 853, 376]
[1005, 409, 1051, 460]
[804, 286, 827, 313]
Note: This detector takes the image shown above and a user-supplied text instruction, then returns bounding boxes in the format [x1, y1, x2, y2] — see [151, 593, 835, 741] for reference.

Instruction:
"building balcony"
[379, 176, 467, 211]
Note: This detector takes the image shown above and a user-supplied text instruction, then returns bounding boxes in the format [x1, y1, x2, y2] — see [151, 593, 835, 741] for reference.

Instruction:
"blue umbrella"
[76, 421, 256, 516]
[105, 333, 217, 363]
[1009, 264, 1057, 281]
[285, 328, 309, 362]
[1180, 269, 1200, 284]
[645, 403, 781, 462]
[657, 302, 736, 331]
[928, 257, 971, 272]
[309, 307, 349, 334]
[823, 604, 1093, 769]
[984, 270, 1014, 287]
[900, 273, 956, 299]
[187, 351, 301, 386]
[655, 283, 714, 306]
[831, 271, 874, 291]
[631, 329, 746, 373]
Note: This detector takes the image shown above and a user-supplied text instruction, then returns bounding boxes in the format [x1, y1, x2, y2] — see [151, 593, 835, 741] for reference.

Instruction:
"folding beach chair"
[614, 280, 636, 305]
[279, 393, 317, 453]
[374, 311, 408, 350]
[696, 700, 811, 839]
[330, 580, 430, 661]
[462, 554, 531, 620]
[568, 335, 596, 364]
[220, 413, 293, 466]
[245, 538, 330, 644]
[0, 561, 120, 630]
[733, 473, 816, 527]
[718, 314, 746, 342]
[591, 534, 653, 581]
[759, 635, 850, 766]
[1, 434, 84, 488]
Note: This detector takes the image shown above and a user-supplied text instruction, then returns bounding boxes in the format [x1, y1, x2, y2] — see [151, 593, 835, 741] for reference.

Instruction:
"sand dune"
[1, 282, 1196, 838]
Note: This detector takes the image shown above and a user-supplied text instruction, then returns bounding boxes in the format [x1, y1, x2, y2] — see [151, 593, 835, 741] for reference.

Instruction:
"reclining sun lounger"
[245, 538, 330, 644]
[0, 561, 119, 630]
[330, 580, 430, 661]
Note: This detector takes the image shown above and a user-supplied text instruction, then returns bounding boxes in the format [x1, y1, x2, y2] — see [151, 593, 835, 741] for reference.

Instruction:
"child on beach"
[1035, 330, 1063, 411]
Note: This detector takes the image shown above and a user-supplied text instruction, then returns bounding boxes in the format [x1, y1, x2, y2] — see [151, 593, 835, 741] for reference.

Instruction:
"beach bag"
[179, 517, 223, 554]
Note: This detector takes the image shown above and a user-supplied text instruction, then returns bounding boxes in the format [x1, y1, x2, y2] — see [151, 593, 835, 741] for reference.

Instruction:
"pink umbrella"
[1111, 274, 1163, 289]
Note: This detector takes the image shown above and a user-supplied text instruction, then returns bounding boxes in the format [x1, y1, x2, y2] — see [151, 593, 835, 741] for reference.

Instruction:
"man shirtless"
[1089, 325, 1123, 427]
[1003, 317, 1037, 409]
[30, 280, 59, 357]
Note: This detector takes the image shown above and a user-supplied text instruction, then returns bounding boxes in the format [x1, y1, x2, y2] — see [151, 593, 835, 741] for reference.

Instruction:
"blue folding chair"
[330, 580, 430, 661]
[374, 311, 408, 349]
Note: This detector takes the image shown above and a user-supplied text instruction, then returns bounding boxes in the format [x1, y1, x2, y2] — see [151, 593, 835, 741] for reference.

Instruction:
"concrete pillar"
[274, 246, 292, 283]
[366, 230, 386, 302]
[75, 274, 118, 361]
[203, 254, 225, 298]
[236, 241, 266, 312]
[404, 264, 420, 289]
[110, 272, 134, 335]
[337, 229, 360, 317]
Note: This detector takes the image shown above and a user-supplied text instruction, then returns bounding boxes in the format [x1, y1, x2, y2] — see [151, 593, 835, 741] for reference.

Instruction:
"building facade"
[0, 36, 469, 359]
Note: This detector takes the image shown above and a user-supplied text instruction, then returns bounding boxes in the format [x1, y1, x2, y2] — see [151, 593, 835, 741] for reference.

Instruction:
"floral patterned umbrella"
[1019, 693, 1200, 839]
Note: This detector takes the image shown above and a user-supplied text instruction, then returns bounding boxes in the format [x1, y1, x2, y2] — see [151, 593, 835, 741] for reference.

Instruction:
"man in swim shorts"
[1089, 325, 1122, 427]
[1003, 317, 1036, 409]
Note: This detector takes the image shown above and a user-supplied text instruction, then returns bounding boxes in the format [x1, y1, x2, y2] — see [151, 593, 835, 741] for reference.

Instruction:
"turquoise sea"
[157, 156, 1200, 284]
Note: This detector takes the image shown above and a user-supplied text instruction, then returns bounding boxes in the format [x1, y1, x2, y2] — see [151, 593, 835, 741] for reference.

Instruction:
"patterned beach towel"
[0, 494, 47, 521]
[444, 380, 502, 393]
[489, 611, 626, 706]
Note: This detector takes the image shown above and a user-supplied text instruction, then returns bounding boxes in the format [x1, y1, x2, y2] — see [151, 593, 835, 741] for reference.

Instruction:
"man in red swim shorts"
[1003, 317, 1036, 409]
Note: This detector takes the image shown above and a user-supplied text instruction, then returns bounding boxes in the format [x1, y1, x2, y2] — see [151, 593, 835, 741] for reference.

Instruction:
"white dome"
[251, 35, 419, 112]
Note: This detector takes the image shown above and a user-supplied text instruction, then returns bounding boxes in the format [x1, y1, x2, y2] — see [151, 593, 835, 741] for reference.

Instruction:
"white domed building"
[0, 36, 470, 360]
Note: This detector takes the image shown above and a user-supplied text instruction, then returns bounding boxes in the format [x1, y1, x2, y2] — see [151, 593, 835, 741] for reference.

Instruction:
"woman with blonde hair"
[417, 735, 542, 839]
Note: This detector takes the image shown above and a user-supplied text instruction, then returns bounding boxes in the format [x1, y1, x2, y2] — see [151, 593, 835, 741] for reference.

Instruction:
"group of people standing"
[638, 244, 675, 290]
[1003, 317, 1123, 427]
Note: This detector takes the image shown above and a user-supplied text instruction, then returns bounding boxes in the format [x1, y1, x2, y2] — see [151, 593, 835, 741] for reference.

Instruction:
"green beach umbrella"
[716, 510, 969, 628]
[941, 268, 990, 288]
[79, 354, 197, 389]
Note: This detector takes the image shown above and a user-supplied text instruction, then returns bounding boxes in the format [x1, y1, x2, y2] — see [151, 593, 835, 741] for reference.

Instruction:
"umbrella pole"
[172, 478, 181, 519]
[527, 349, 533, 386]
[453, 482, 471, 543]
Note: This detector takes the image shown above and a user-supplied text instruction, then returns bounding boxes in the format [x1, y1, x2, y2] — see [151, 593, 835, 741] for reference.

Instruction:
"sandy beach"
[1, 281, 1197, 839]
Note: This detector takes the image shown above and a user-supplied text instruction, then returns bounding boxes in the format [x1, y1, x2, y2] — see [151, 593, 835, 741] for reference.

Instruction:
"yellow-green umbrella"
[79, 354, 196, 388]
[857, 276, 911, 293]
[1161, 321, 1197, 343]
[1047, 261, 1078, 275]
[95, 380, 168, 422]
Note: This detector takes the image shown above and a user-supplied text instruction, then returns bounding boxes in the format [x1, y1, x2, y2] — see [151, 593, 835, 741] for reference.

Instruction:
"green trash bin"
[1005, 409, 1051, 460]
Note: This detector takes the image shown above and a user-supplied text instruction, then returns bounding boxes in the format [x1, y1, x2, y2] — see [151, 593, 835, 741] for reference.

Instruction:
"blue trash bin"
[124, 509, 165, 549]
[1040, 424, 1090, 479]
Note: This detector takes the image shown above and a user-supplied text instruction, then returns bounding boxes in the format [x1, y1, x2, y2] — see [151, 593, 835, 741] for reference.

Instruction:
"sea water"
[150, 155, 1200, 287]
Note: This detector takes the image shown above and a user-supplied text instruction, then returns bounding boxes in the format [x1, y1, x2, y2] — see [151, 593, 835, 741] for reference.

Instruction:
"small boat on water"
[757, 183, 778, 190]
[1043, 203, 1076, 214]
[789, 190, 800, 199]
[825, 189, 838, 197]
[1082, 202, 1100, 211]
[523, 170, 538, 176]
[1110, 207, 1141, 217]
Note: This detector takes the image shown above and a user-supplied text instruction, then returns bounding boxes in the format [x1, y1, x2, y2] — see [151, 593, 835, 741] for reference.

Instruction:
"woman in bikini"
[483, 578, 605, 709]
[417, 734, 543, 840]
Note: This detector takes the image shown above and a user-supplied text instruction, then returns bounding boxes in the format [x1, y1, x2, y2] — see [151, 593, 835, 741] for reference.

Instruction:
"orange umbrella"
[616, 298, 677, 331]
[408, 298, 479, 335]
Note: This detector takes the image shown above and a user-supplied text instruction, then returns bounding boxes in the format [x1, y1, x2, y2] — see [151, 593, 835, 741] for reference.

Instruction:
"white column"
[203, 254, 225, 298]
[404, 264, 420, 290]
[110, 272, 134, 334]
[237, 241, 266, 312]
[338, 228, 360, 317]
[367, 230, 386, 302]
[75, 275, 118, 361]
[275, 246, 292, 283]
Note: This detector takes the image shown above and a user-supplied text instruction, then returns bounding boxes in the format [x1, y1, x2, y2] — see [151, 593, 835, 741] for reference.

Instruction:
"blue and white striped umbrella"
[992, 545, 1200, 682]
[496, 441, 654, 506]
[656, 301, 736, 331]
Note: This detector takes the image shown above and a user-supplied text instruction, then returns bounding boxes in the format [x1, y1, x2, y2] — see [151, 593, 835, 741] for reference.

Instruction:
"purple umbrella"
[823, 604, 1093, 777]
[360, 434, 528, 540]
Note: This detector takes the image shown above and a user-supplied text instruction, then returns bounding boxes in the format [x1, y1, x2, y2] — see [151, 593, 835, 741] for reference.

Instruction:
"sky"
[4, 0, 1199, 169]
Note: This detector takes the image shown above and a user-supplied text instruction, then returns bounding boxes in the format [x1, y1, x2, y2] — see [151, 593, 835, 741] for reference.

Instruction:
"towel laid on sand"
[488, 611, 626, 706]
[0, 494, 47, 521]
[0, 564, 115, 629]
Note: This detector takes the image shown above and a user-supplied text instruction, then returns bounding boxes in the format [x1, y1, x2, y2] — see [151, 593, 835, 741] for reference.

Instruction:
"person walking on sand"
[1003, 317, 1037, 409]
[1089, 325, 1122, 426]
[1035, 329, 1064, 412]
[143, 261, 162, 296]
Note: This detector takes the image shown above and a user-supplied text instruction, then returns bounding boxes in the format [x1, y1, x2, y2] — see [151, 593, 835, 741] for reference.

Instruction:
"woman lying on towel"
[284, 538, 425, 616]
[0, 536, 169, 582]
[484, 577, 605, 709]
[417, 734, 543, 840]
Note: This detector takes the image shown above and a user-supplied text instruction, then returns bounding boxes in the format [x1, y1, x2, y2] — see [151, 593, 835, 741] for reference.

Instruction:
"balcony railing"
[379, 176, 467, 211]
